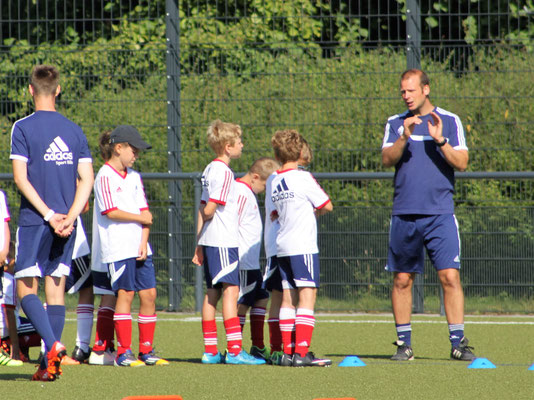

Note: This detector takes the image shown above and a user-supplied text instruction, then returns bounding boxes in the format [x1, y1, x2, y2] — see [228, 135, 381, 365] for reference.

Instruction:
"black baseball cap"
[110, 125, 151, 150]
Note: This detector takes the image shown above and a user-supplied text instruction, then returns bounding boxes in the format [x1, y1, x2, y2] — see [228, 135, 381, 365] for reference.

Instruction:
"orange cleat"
[46, 341, 67, 380]
[32, 367, 51, 382]
[60, 355, 80, 365]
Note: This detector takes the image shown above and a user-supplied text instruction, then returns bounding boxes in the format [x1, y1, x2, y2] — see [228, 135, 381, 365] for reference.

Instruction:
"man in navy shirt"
[382, 69, 475, 362]
[10, 65, 94, 380]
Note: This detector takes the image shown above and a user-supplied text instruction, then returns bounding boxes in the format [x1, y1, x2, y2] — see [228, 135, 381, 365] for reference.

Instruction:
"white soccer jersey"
[0, 272, 17, 338]
[72, 216, 90, 259]
[0, 191, 9, 254]
[235, 179, 262, 270]
[92, 163, 152, 265]
[198, 159, 239, 248]
[271, 169, 330, 257]
[263, 172, 279, 258]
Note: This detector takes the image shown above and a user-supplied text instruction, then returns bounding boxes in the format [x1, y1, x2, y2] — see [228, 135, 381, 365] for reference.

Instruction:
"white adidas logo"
[44, 136, 73, 165]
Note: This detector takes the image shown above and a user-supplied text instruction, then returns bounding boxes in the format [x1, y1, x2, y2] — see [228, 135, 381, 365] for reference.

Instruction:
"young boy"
[235, 158, 280, 362]
[263, 138, 313, 365]
[10, 65, 94, 381]
[192, 120, 264, 365]
[93, 126, 168, 367]
[270, 130, 333, 367]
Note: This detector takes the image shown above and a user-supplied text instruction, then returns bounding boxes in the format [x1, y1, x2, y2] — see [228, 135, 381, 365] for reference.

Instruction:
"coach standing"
[381, 69, 475, 362]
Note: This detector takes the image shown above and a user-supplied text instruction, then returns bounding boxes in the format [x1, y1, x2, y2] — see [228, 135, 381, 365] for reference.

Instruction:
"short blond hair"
[271, 129, 303, 164]
[207, 120, 242, 155]
[30, 65, 59, 96]
[249, 157, 280, 180]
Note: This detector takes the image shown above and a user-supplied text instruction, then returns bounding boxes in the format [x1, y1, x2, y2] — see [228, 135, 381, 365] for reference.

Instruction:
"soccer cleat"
[60, 355, 80, 365]
[71, 346, 91, 363]
[279, 353, 294, 367]
[269, 351, 284, 365]
[46, 341, 67, 380]
[0, 350, 23, 367]
[32, 367, 51, 381]
[224, 350, 267, 365]
[250, 346, 269, 361]
[114, 349, 145, 367]
[391, 340, 414, 361]
[292, 352, 332, 367]
[201, 351, 223, 364]
[451, 337, 476, 361]
[138, 350, 170, 366]
[89, 349, 115, 365]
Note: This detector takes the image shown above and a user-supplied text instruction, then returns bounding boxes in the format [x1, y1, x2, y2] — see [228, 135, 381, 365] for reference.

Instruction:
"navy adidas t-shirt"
[10, 111, 92, 226]
[382, 107, 468, 216]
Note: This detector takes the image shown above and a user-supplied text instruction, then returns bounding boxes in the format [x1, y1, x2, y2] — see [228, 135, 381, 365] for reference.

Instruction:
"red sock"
[138, 314, 156, 354]
[268, 318, 282, 352]
[93, 306, 115, 352]
[279, 307, 296, 354]
[202, 319, 218, 355]
[250, 307, 266, 348]
[238, 314, 247, 333]
[295, 309, 315, 357]
[114, 313, 132, 356]
[224, 317, 242, 356]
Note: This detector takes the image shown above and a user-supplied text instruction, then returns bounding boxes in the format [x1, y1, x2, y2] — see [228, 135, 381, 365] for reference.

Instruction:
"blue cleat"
[201, 351, 222, 364]
[224, 350, 266, 365]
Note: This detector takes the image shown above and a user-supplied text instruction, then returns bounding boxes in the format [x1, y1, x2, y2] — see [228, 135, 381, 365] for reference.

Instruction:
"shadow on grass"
[165, 357, 203, 364]
[0, 373, 32, 381]
[328, 353, 439, 361]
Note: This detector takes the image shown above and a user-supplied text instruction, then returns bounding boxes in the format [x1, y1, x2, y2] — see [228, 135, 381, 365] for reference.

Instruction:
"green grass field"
[3, 313, 534, 400]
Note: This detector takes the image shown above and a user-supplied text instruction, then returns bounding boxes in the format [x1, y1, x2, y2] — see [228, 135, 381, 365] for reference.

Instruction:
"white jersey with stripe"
[0, 191, 9, 255]
[263, 172, 279, 258]
[235, 179, 262, 270]
[198, 159, 239, 248]
[271, 169, 330, 257]
[92, 163, 152, 265]
[72, 216, 90, 259]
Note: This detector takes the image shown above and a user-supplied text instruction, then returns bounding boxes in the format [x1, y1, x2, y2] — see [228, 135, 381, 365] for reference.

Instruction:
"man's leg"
[391, 272, 415, 361]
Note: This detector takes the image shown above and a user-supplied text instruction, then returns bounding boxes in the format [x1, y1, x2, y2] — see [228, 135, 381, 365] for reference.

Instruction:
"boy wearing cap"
[10, 65, 94, 381]
[92, 126, 168, 367]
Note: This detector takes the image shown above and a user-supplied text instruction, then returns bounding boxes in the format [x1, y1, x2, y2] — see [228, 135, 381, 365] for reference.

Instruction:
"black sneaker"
[71, 346, 91, 363]
[451, 337, 476, 361]
[279, 353, 293, 367]
[292, 352, 331, 367]
[391, 340, 414, 361]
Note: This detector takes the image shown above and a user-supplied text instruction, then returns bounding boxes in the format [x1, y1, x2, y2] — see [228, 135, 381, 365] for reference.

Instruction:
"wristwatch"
[436, 137, 448, 147]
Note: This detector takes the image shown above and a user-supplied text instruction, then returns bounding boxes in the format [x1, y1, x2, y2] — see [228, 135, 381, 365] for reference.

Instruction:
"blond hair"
[30, 65, 60, 96]
[271, 129, 303, 164]
[249, 157, 280, 180]
[207, 120, 242, 155]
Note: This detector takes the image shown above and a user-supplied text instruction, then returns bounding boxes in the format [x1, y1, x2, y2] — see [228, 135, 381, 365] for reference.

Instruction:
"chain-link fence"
[0, 1, 533, 312]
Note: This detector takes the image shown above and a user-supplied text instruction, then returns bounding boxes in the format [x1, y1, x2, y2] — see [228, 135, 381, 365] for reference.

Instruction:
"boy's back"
[10, 111, 92, 226]
[234, 178, 262, 270]
[198, 159, 239, 248]
[271, 169, 330, 257]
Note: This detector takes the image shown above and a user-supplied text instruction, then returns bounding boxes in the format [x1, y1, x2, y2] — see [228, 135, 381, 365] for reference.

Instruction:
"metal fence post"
[193, 177, 203, 312]
[165, 0, 182, 311]
[406, 0, 424, 314]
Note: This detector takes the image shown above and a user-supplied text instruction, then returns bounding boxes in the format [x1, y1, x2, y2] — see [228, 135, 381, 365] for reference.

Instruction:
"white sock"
[76, 304, 95, 352]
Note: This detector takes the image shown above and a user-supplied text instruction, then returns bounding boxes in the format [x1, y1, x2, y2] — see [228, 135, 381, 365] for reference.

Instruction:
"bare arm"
[382, 116, 421, 168]
[0, 222, 9, 265]
[137, 225, 150, 260]
[315, 200, 333, 217]
[428, 112, 469, 171]
[192, 201, 218, 266]
[106, 209, 153, 225]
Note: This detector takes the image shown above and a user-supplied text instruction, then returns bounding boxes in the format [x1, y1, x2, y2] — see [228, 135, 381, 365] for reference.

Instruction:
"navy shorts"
[238, 269, 269, 306]
[262, 256, 283, 292]
[14, 224, 76, 278]
[386, 214, 461, 274]
[92, 270, 114, 296]
[278, 253, 320, 289]
[109, 256, 156, 293]
[65, 254, 93, 294]
[203, 246, 240, 289]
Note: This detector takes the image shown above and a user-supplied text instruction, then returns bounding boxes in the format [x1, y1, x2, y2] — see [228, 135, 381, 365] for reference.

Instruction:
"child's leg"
[75, 286, 95, 353]
[250, 298, 268, 349]
[221, 283, 241, 356]
[279, 288, 298, 355]
[93, 295, 116, 352]
[114, 289, 135, 356]
[44, 275, 67, 343]
[237, 303, 249, 332]
[268, 290, 283, 353]
[138, 287, 157, 355]
[294, 287, 317, 357]
[202, 288, 221, 355]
